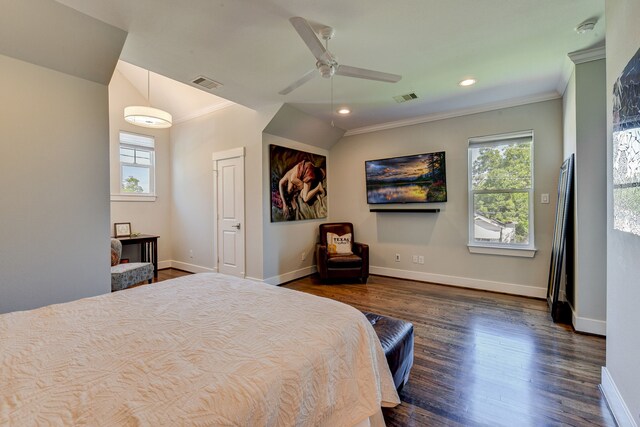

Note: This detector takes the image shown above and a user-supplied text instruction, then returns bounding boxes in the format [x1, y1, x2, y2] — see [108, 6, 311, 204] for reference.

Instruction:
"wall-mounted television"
[365, 151, 447, 204]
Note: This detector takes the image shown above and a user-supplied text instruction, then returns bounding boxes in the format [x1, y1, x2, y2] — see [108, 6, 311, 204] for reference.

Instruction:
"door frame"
[212, 146, 246, 276]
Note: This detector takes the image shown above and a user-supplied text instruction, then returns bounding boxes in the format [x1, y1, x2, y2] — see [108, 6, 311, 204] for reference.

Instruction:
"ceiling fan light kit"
[279, 16, 402, 95]
[317, 61, 335, 78]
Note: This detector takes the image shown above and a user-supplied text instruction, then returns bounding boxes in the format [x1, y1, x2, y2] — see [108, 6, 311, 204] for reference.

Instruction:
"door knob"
[232, 223, 241, 230]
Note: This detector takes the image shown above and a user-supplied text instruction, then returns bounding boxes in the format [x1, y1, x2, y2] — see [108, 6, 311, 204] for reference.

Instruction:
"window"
[468, 131, 535, 256]
[119, 131, 155, 196]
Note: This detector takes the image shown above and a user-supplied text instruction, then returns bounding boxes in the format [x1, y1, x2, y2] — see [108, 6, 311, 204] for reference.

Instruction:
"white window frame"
[114, 131, 156, 202]
[467, 130, 536, 258]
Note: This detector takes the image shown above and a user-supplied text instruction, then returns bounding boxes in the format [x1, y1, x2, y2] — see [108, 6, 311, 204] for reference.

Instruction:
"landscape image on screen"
[365, 151, 447, 204]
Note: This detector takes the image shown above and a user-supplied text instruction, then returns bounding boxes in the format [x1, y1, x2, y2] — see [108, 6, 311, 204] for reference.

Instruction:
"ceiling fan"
[279, 17, 402, 95]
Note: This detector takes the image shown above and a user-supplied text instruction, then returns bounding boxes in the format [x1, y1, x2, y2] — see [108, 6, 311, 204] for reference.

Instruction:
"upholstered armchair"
[316, 222, 369, 283]
[110, 238, 153, 292]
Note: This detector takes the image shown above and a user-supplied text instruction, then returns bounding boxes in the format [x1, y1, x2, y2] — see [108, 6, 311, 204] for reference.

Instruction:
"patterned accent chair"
[316, 222, 369, 283]
[110, 238, 153, 292]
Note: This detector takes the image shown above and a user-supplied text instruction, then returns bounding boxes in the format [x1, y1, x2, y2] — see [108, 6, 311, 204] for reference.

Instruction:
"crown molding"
[343, 92, 561, 137]
[173, 100, 236, 124]
[568, 45, 606, 65]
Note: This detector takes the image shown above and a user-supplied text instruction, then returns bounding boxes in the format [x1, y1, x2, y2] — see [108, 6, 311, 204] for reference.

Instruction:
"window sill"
[467, 245, 537, 258]
[110, 194, 157, 202]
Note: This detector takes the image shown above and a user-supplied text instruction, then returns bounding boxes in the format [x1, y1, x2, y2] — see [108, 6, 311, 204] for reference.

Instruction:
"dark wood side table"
[117, 234, 160, 278]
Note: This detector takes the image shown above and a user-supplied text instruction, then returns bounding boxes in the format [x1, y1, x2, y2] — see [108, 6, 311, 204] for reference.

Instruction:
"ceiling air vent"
[192, 76, 222, 90]
[393, 92, 418, 103]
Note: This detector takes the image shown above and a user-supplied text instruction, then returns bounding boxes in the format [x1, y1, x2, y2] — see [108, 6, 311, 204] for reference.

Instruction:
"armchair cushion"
[110, 248, 120, 266]
[327, 253, 362, 268]
[110, 238, 122, 266]
[111, 262, 153, 292]
[110, 238, 152, 292]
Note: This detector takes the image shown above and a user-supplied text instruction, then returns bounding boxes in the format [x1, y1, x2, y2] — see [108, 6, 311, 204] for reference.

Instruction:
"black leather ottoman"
[363, 312, 414, 391]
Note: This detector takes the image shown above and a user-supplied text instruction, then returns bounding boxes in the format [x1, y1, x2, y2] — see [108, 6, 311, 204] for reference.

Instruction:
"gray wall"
[0, 54, 111, 313]
[262, 134, 329, 284]
[329, 100, 563, 296]
[561, 69, 577, 311]
[605, 0, 640, 423]
[574, 59, 607, 334]
[561, 58, 607, 335]
[261, 105, 344, 284]
[170, 103, 280, 279]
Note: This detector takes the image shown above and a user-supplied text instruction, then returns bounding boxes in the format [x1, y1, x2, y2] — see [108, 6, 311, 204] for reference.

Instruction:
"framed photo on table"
[114, 222, 132, 238]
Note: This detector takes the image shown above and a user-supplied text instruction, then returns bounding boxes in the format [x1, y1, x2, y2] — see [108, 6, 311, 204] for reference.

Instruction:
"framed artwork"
[114, 222, 132, 238]
[270, 145, 327, 222]
[612, 47, 640, 237]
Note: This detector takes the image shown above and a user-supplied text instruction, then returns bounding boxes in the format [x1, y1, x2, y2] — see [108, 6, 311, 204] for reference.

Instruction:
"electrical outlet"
[412, 255, 418, 263]
[301, 251, 306, 261]
[541, 193, 550, 204]
[395, 253, 401, 262]
[189, 249, 194, 259]
[418, 256, 425, 264]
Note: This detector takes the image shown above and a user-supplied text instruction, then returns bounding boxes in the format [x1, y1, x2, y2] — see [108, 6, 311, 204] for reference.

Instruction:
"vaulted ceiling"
[55, 0, 604, 132]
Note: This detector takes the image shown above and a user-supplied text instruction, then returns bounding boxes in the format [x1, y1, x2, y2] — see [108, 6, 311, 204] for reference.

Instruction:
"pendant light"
[124, 70, 172, 129]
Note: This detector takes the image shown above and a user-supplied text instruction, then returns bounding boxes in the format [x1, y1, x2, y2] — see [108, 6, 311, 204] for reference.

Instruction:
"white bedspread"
[1, 273, 399, 426]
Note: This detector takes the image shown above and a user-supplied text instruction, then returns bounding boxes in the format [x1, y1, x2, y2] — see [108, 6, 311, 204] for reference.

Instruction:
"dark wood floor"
[154, 268, 192, 282]
[156, 269, 616, 426]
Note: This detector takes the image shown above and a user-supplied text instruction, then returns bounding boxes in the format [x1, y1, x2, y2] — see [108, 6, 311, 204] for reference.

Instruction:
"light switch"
[541, 193, 550, 204]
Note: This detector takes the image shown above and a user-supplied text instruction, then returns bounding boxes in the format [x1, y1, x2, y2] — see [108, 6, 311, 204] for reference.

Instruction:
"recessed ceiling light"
[337, 108, 351, 115]
[459, 78, 477, 87]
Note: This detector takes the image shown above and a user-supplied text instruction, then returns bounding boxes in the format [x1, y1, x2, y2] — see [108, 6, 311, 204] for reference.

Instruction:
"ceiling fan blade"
[289, 17, 327, 61]
[335, 65, 402, 83]
[278, 69, 317, 95]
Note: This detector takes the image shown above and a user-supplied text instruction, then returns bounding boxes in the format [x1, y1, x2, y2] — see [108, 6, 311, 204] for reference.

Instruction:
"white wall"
[170, 103, 280, 279]
[330, 100, 563, 296]
[108, 70, 173, 265]
[604, 0, 640, 424]
[262, 134, 329, 284]
[0, 54, 111, 313]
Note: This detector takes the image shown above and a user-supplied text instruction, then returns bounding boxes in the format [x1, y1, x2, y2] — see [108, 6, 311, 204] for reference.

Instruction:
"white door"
[214, 150, 245, 277]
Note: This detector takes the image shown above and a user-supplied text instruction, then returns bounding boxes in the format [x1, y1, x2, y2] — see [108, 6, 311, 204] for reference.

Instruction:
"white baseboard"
[161, 261, 545, 298]
[370, 266, 546, 298]
[601, 367, 638, 427]
[169, 260, 217, 274]
[158, 260, 172, 270]
[572, 310, 607, 336]
[263, 266, 317, 286]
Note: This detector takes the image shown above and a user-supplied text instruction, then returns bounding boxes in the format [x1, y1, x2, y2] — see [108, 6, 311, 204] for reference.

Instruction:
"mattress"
[0, 273, 399, 426]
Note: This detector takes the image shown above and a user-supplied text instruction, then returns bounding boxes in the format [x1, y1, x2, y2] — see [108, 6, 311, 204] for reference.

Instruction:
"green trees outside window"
[469, 133, 533, 247]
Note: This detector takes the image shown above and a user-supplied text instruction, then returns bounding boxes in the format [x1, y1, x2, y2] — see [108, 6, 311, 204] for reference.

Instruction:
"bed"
[0, 273, 399, 426]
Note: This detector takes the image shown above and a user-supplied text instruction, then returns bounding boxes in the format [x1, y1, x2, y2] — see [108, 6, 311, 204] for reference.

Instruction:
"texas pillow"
[327, 232, 353, 255]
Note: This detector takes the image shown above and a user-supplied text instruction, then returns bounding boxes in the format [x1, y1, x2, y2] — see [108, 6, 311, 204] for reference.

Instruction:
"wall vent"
[393, 92, 418, 103]
[192, 76, 222, 90]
